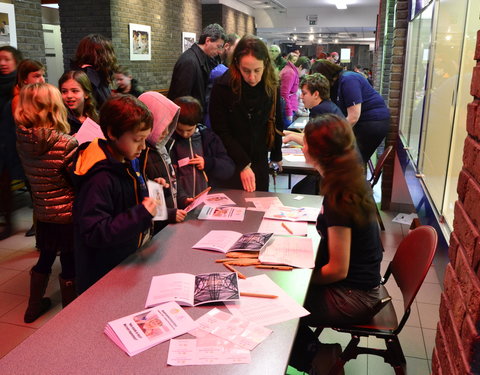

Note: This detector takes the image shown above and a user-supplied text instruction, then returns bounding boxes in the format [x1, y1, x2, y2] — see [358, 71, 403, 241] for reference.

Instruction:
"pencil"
[240, 292, 278, 299]
[256, 265, 293, 271]
[223, 263, 247, 279]
[281, 222, 294, 234]
[215, 258, 232, 263]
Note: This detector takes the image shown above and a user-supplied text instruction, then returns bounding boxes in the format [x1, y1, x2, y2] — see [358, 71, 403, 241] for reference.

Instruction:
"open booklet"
[146, 180, 168, 220]
[198, 205, 246, 221]
[192, 230, 273, 253]
[104, 301, 196, 356]
[184, 187, 211, 213]
[264, 205, 320, 222]
[259, 236, 314, 268]
[145, 272, 240, 308]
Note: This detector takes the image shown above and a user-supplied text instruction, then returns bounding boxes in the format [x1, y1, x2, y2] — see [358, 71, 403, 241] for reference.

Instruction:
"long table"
[0, 189, 321, 375]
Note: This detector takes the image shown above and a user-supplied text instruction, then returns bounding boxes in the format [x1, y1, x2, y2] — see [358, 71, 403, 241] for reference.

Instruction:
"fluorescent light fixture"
[318, 38, 323, 44]
[309, 34, 314, 41]
[293, 35, 297, 41]
[336, 1, 347, 10]
[334, 39, 339, 43]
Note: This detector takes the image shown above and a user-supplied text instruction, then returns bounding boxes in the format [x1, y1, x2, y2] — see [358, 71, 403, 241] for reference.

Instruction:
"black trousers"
[353, 118, 390, 163]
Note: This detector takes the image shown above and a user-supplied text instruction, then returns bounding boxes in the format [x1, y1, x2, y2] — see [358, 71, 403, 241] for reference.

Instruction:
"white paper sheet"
[244, 196, 283, 212]
[257, 219, 308, 236]
[259, 236, 315, 269]
[264, 205, 320, 222]
[146, 180, 168, 220]
[283, 154, 306, 162]
[226, 274, 310, 327]
[194, 308, 272, 350]
[178, 157, 190, 168]
[167, 337, 251, 366]
[203, 193, 236, 207]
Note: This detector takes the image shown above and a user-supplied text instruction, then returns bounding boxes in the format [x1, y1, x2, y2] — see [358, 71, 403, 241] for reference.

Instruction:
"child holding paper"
[139, 92, 192, 228]
[72, 94, 157, 294]
[15, 83, 78, 322]
[168, 96, 234, 198]
[59, 70, 99, 134]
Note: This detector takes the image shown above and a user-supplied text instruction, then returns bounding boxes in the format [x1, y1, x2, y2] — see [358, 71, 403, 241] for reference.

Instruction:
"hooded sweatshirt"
[71, 138, 153, 294]
[138, 91, 187, 225]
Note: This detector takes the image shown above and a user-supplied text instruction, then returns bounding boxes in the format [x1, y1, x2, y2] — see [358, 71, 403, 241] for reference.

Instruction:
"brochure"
[244, 196, 283, 211]
[184, 186, 212, 213]
[74, 117, 104, 145]
[203, 193, 236, 207]
[264, 205, 320, 222]
[192, 230, 273, 253]
[145, 272, 239, 308]
[146, 180, 168, 220]
[198, 205, 246, 221]
[104, 301, 196, 356]
[257, 218, 308, 236]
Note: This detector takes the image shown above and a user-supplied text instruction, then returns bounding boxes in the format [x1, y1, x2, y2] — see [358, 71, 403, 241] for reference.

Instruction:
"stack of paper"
[104, 301, 196, 356]
[264, 205, 320, 222]
[259, 236, 315, 268]
[198, 205, 246, 221]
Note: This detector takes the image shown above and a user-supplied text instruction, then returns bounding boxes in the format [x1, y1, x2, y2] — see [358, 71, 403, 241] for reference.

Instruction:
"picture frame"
[129, 23, 151, 61]
[182, 32, 196, 53]
[0, 3, 17, 48]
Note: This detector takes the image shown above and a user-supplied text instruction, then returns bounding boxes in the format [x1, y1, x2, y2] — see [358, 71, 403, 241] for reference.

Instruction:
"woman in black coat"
[209, 35, 283, 192]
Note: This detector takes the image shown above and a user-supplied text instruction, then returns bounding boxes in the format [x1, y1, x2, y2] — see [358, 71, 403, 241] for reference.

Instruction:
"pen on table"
[256, 265, 293, 271]
[240, 292, 278, 299]
[281, 222, 293, 235]
[223, 263, 247, 279]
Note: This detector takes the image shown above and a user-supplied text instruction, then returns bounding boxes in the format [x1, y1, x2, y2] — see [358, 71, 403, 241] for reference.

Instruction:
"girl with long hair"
[15, 83, 78, 323]
[59, 70, 98, 134]
[290, 114, 383, 372]
[209, 35, 283, 192]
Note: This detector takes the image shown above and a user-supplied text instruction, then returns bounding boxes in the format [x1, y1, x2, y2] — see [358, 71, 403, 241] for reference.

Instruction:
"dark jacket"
[167, 43, 212, 109]
[71, 139, 153, 294]
[71, 64, 111, 109]
[168, 124, 235, 197]
[16, 125, 78, 224]
[139, 92, 186, 228]
[0, 98, 24, 179]
[209, 70, 283, 191]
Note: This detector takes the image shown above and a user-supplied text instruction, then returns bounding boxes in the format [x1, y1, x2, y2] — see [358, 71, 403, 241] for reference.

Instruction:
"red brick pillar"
[431, 31, 480, 375]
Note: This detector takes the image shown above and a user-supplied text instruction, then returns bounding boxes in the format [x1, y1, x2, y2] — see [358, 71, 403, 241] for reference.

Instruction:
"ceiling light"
[293, 35, 297, 41]
[318, 38, 323, 44]
[336, 1, 347, 10]
[334, 39, 339, 43]
[309, 34, 314, 41]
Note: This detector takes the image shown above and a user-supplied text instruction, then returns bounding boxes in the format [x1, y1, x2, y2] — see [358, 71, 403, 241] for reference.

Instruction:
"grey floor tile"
[0, 267, 22, 286]
[0, 299, 62, 328]
[415, 282, 442, 305]
[391, 299, 421, 328]
[398, 326, 427, 359]
[0, 249, 39, 271]
[0, 291, 26, 316]
[417, 302, 440, 330]
[423, 266, 440, 284]
[319, 328, 368, 348]
[344, 353, 367, 375]
[422, 328, 437, 360]
[367, 355, 430, 375]
[0, 233, 36, 252]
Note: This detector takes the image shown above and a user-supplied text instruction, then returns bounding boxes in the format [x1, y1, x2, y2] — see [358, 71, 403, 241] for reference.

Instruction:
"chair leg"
[384, 336, 406, 369]
[376, 205, 385, 231]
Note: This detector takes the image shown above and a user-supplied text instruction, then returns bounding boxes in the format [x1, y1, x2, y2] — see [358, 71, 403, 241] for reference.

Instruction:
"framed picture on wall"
[129, 23, 151, 61]
[0, 3, 17, 48]
[182, 32, 196, 53]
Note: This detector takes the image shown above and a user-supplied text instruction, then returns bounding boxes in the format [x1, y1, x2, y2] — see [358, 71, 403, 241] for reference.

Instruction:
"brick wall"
[432, 31, 480, 374]
[59, 0, 202, 91]
[13, 0, 45, 64]
[202, 4, 255, 36]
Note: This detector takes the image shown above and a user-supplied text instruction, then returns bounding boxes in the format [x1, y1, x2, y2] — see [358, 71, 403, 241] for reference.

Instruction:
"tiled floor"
[0, 175, 443, 375]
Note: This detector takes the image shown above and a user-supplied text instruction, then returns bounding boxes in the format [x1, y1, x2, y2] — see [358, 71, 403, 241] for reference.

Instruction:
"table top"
[288, 116, 309, 130]
[0, 189, 321, 375]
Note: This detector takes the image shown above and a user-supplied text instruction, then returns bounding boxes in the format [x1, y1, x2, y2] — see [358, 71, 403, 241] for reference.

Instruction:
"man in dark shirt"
[168, 23, 226, 109]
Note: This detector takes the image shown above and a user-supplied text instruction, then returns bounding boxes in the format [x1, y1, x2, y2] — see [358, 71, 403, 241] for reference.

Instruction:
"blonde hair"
[15, 83, 70, 134]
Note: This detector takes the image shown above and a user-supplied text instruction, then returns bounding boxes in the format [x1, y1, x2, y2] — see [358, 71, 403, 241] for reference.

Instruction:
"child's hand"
[154, 177, 169, 188]
[188, 154, 205, 170]
[283, 131, 304, 146]
[142, 197, 157, 217]
[184, 197, 194, 206]
[175, 209, 187, 222]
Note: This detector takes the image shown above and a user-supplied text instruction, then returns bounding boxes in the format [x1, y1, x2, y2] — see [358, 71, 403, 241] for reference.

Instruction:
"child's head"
[173, 96, 203, 139]
[299, 73, 331, 109]
[16, 59, 45, 87]
[59, 70, 98, 120]
[74, 34, 118, 83]
[113, 66, 132, 93]
[14, 83, 70, 134]
[0, 46, 22, 76]
[100, 95, 153, 161]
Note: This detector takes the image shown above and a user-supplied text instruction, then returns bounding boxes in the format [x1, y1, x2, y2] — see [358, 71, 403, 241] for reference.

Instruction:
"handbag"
[266, 88, 285, 149]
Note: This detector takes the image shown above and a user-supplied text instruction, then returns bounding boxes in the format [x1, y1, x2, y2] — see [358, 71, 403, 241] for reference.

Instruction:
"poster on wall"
[182, 32, 196, 52]
[129, 23, 151, 61]
[0, 3, 17, 48]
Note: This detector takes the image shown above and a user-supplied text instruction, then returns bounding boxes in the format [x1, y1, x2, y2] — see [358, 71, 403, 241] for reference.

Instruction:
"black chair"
[368, 145, 394, 230]
[315, 225, 438, 375]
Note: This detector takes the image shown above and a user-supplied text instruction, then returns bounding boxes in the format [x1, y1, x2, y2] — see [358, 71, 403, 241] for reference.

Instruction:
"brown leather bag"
[266, 89, 284, 149]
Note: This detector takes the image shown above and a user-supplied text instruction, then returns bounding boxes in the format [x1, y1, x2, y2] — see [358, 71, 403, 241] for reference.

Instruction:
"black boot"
[24, 269, 51, 323]
[59, 275, 77, 308]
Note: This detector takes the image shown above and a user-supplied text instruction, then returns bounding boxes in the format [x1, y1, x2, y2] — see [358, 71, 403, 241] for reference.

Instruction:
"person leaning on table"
[289, 114, 384, 373]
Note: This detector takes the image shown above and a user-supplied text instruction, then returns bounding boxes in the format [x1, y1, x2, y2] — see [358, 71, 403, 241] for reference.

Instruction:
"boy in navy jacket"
[168, 96, 234, 198]
[72, 95, 157, 294]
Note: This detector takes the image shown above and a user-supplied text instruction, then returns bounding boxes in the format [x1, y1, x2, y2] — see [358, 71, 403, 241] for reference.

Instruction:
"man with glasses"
[168, 23, 226, 110]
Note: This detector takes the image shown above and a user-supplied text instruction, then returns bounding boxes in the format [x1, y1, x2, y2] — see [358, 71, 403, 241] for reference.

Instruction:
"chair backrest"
[368, 145, 393, 188]
[390, 226, 438, 320]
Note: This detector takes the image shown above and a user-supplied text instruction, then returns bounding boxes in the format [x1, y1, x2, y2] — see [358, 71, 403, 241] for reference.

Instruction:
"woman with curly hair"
[71, 33, 118, 109]
[209, 35, 283, 192]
